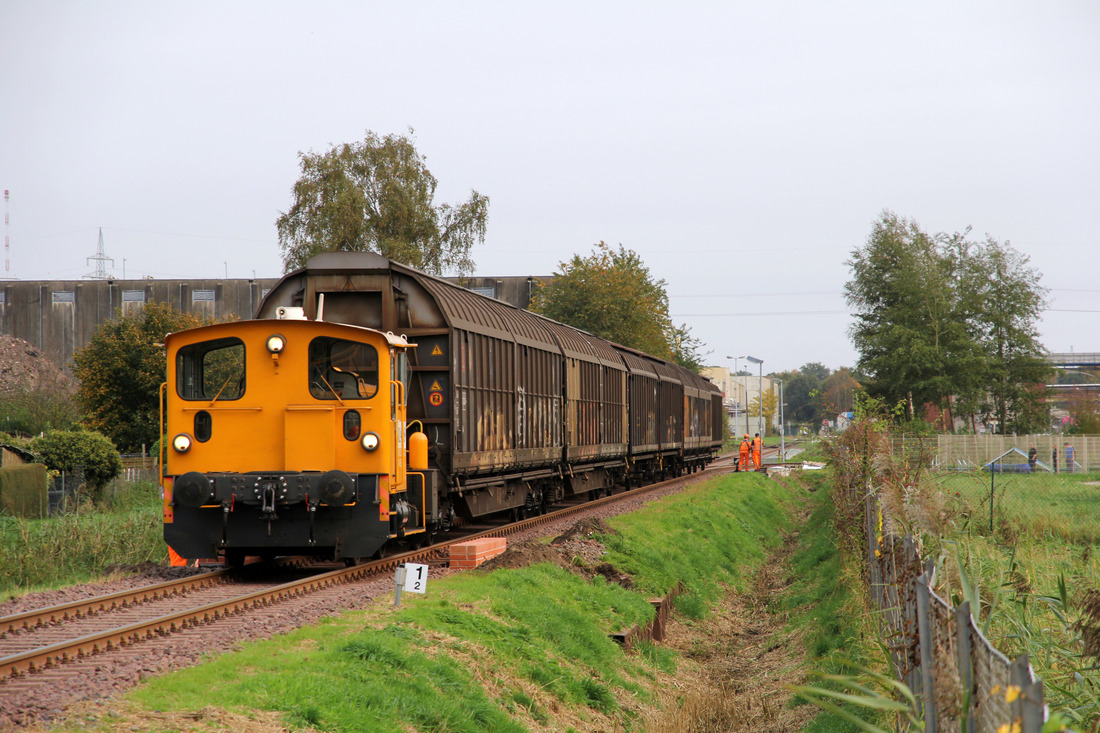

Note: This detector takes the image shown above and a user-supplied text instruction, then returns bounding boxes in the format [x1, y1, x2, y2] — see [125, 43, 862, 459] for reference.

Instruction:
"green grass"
[780, 469, 884, 732]
[936, 469, 1100, 545]
[68, 472, 809, 732]
[0, 480, 166, 597]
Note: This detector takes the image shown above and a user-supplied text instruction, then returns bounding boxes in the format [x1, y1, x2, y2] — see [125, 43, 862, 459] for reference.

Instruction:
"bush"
[0, 384, 82, 436]
[31, 429, 123, 502]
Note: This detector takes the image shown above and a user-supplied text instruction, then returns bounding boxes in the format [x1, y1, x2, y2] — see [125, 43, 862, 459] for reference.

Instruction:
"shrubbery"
[0, 383, 82, 435]
[31, 429, 123, 502]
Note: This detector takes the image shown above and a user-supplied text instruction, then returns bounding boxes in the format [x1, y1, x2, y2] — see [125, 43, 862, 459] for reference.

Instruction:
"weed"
[0, 481, 165, 596]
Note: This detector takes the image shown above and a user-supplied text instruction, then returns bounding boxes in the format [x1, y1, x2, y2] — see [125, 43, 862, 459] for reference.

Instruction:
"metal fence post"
[990, 455, 996, 533]
[955, 601, 975, 733]
[1010, 655, 1045, 733]
[916, 569, 937, 732]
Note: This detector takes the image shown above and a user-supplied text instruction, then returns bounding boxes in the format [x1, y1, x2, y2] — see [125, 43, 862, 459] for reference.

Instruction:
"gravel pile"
[0, 335, 73, 395]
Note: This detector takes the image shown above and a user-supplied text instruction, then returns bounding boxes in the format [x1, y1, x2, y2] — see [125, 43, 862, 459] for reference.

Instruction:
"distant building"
[0, 274, 546, 374]
[701, 365, 779, 434]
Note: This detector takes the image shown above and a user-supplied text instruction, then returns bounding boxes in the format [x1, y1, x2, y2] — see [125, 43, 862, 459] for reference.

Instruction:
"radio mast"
[3, 190, 9, 278]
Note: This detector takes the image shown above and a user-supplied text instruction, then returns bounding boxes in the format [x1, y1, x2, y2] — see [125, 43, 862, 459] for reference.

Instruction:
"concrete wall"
[0, 278, 279, 372]
[0, 274, 545, 374]
[451, 275, 546, 310]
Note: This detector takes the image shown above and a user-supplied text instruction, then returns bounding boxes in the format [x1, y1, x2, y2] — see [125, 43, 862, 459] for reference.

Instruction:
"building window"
[122, 290, 145, 303]
[52, 291, 75, 304]
[192, 290, 216, 303]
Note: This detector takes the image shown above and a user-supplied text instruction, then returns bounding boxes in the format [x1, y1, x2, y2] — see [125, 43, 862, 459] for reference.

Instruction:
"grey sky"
[2, 1, 1097, 374]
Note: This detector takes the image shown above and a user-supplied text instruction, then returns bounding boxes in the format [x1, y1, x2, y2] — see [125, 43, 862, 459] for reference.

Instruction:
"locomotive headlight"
[172, 433, 193, 453]
[360, 431, 380, 452]
[266, 334, 287, 354]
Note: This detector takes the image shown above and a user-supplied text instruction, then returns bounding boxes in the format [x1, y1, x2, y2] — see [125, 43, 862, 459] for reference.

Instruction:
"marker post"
[394, 563, 428, 607]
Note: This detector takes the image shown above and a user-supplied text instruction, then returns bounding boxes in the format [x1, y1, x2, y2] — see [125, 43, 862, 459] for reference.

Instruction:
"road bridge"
[1048, 352, 1100, 369]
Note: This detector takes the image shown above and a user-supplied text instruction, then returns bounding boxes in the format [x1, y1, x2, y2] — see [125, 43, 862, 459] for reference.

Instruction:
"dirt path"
[645, 522, 818, 732]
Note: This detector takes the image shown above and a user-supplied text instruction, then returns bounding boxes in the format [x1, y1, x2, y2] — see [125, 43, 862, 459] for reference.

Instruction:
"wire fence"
[46, 456, 159, 513]
[934, 434, 1100, 474]
[865, 487, 1060, 732]
[47, 467, 82, 514]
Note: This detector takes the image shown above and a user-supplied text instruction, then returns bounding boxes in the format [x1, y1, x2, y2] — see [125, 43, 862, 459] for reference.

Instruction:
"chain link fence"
[47, 466, 83, 514]
[935, 434, 1100, 474]
[865, 488, 1060, 732]
[44, 457, 159, 513]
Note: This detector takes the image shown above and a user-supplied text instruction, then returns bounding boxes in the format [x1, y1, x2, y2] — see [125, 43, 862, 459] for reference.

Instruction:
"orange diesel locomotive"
[162, 312, 431, 565]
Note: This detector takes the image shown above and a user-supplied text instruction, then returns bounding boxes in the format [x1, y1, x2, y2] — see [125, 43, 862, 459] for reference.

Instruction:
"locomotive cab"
[162, 316, 426, 564]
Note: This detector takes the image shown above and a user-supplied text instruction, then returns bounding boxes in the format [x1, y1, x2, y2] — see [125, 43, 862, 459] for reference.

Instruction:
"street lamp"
[775, 378, 785, 461]
[743, 356, 763, 439]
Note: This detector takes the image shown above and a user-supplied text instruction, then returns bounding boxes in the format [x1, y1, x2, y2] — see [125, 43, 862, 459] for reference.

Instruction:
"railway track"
[0, 458, 741, 698]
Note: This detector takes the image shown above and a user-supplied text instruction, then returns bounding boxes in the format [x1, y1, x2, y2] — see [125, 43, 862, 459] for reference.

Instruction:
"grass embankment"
[54, 469, 872, 732]
[0, 481, 166, 597]
[928, 470, 1100, 723]
[781, 467, 884, 733]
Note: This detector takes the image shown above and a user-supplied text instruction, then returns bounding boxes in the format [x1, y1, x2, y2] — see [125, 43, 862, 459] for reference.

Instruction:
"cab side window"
[177, 338, 246, 401]
[309, 338, 379, 400]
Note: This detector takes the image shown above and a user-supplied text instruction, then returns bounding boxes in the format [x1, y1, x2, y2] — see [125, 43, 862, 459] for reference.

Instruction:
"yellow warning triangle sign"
[431, 344, 444, 356]
[429, 380, 442, 391]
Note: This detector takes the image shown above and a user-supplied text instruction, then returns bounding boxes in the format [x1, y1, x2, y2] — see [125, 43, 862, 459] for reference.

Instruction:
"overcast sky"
[2, 1, 1097, 374]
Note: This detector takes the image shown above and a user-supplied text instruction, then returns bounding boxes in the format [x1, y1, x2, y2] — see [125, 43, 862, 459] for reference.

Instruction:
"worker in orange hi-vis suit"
[739, 434, 752, 471]
[752, 433, 763, 470]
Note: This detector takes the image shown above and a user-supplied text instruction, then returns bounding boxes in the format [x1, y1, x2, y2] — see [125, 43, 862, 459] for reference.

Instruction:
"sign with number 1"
[403, 563, 428, 593]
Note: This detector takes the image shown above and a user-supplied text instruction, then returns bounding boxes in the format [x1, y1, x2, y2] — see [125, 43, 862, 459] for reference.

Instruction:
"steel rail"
[1, 459, 730, 680]
[0, 568, 235, 637]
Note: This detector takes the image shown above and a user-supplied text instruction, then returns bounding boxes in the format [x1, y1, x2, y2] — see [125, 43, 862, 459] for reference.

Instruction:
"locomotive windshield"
[176, 337, 246, 401]
[309, 337, 379, 400]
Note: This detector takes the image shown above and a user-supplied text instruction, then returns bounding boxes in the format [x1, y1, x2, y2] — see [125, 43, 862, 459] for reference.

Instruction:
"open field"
[925, 469, 1100, 722]
[935, 469, 1100, 545]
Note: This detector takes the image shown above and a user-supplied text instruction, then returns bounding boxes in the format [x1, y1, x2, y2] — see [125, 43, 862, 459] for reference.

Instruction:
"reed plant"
[821, 403, 1100, 729]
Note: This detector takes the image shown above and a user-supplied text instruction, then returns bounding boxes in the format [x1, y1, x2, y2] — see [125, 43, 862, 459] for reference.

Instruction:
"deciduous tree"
[846, 212, 979, 420]
[277, 130, 489, 275]
[970, 237, 1050, 433]
[846, 211, 1049, 432]
[748, 389, 778, 435]
[530, 242, 705, 370]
